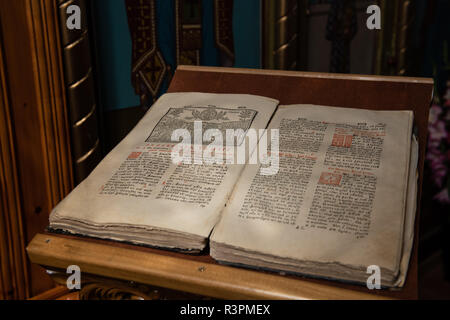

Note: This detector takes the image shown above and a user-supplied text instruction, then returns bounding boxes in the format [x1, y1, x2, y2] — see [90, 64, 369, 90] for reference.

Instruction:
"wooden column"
[0, 23, 30, 300]
[0, 0, 74, 297]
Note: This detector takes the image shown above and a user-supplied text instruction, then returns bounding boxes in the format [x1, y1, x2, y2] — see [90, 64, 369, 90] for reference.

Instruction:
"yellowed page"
[212, 104, 413, 275]
[395, 135, 418, 286]
[50, 92, 279, 240]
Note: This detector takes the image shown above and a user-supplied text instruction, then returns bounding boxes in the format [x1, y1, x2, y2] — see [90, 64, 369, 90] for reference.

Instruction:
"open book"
[49, 92, 417, 288]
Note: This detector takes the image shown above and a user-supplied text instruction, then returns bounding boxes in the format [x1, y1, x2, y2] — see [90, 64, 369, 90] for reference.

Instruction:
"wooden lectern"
[27, 66, 433, 300]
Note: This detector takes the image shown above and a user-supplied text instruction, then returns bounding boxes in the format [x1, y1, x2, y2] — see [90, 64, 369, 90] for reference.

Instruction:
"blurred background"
[0, 0, 449, 299]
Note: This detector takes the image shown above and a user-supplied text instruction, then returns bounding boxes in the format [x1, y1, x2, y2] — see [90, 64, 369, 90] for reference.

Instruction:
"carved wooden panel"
[0, 0, 74, 297]
[58, 0, 102, 184]
[0, 22, 30, 300]
[46, 268, 205, 300]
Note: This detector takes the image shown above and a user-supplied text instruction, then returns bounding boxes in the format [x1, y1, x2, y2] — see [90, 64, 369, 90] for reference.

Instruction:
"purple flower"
[433, 188, 450, 204]
[426, 101, 450, 199]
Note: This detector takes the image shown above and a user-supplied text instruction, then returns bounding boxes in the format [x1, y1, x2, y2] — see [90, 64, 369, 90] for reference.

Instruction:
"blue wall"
[92, 0, 261, 111]
[92, 0, 140, 111]
[233, 0, 261, 68]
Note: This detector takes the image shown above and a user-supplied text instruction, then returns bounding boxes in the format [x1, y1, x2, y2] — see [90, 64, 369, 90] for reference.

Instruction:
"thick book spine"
[58, 0, 101, 184]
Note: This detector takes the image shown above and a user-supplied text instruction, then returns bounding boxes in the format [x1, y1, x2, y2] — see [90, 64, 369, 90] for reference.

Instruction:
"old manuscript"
[50, 94, 417, 287]
[211, 104, 417, 287]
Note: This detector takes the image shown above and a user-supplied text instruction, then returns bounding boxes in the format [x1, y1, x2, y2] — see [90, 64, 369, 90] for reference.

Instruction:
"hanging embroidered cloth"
[125, 0, 168, 105]
[125, 0, 234, 105]
[325, 0, 357, 73]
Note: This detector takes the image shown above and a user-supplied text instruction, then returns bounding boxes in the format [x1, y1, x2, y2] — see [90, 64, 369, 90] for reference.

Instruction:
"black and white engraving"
[146, 105, 258, 145]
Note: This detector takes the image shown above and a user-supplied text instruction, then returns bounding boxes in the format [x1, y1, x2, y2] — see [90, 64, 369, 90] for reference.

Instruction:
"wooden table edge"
[27, 233, 395, 300]
[176, 65, 434, 85]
